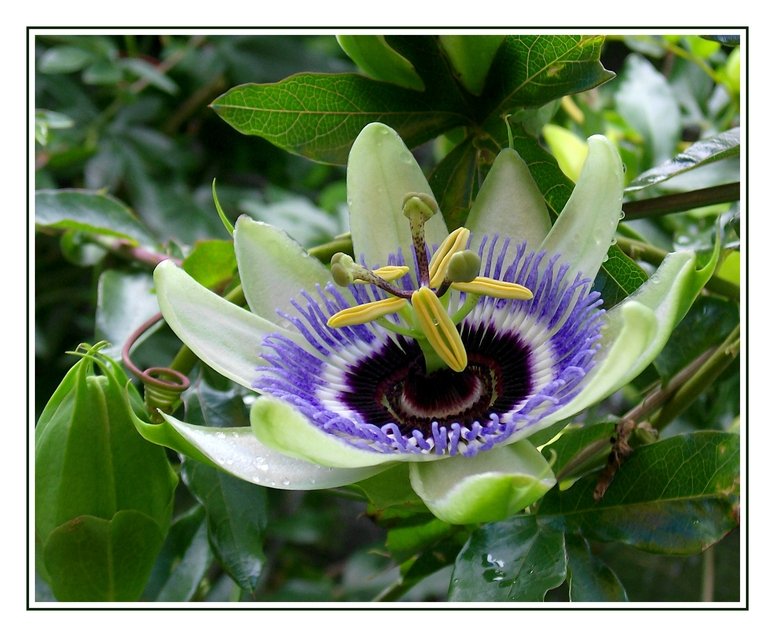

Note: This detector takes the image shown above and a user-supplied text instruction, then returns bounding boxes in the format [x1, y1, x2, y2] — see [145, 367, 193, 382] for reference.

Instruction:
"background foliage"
[34, 33, 741, 603]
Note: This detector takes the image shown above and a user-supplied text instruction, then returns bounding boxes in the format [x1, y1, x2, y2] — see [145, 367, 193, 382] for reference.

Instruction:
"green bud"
[35, 343, 177, 601]
[447, 250, 482, 283]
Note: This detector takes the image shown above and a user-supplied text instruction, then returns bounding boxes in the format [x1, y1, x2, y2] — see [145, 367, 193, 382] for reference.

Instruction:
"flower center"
[326, 192, 534, 375]
[338, 325, 534, 438]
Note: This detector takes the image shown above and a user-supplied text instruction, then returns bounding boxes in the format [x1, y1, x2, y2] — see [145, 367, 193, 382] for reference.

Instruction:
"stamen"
[453, 277, 534, 300]
[330, 252, 411, 298]
[411, 286, 467, 373]
[428, 227, 471, 288]
[402, 193, 438, 286]
[327, 297, 409, 328]
[362, 265, 411, 282]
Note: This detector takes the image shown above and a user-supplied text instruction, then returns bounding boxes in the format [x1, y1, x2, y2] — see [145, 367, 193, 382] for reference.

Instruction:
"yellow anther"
[327, 297, 409, 328]
[452, 277, 534, 300]
[428, 227, 471, 288]
[358, 265, 411, 283]
[411, 287, 467, 372]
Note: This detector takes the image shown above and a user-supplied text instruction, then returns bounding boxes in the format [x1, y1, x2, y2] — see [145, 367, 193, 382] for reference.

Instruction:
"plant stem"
[308, 235, 354, 262]
[623, 182, 740, 219]
[652, 325, 740, 429]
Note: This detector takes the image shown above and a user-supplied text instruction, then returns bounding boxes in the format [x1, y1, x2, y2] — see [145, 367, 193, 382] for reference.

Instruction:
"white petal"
[347, 123, 448, 269]
[154, 260, 288, 390]
[160, 413, 386, 489]
[466, 148, 552, 252]
[539, 135, 624, 282]
[234, 216, 341, 324]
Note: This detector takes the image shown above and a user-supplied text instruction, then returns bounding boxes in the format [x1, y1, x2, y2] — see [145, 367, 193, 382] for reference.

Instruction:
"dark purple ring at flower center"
[340, 322, 533, 438]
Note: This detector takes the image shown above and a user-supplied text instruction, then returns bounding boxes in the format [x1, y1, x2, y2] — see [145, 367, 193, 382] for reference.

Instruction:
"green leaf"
[538, 432, 740, 555]
[38, 45, 94, 74]
[180, 375, 268, 593]
[484, 35, 614, 115]
[541, 422, 615, 480]
[183, 460, 268, 593]
[35, 109, 74, 146]
[566, 534, 628, 601]
[336, 35, 424, 91]
[626, 128, 740, 191]
[615, 54, 681, 165]
[119, 57, 179, 94]
[438, 35, 506, 95]
[148, 506, 214, 602]
[42, 511, 166, 602]
[95, 270, 159, 359]
[211, 74, 468, 164]
[449, 516, 566, 601]
[428, 135, 479, 229]
[36, 189, 156, 245]
[654, 296, 739, 380]
[182, 239, 237, 289]
[595, 244, 649, 308]
[352, 464, 429, 524]
[386, 517, 453, 564]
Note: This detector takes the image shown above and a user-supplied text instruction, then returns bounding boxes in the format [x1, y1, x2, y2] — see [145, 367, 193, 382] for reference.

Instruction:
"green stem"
[652, 325, 740, 429]
[623, 183, 740, 219]
[616, 236, 740, 301]
[308, 235, 354, 262]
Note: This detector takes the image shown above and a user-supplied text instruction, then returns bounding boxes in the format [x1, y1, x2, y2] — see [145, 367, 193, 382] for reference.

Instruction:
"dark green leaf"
[541, 422, 615, 480]
[701, 35, 740, 46]
[182, 239, 237, 289]
[626, 128, 740, 191]
[211, 74, 468, 164]
[614, 54, 681, 165]
[180, 376, 268, 593]
[386, 517, 453, 565]
[438, 35, 506, 95]
[594, 244, 650, 308]
[539, 432, 740, 554]
[43, 511, 165, 601]
[36, 189, 156, 245]
[429, 135, 480, 229]
[449, 516, 566, 601]
[351, 464, 430, 524]
[484, 35, 614, 116]
[654, 296, 740, 380]
[150, 506, 214, 602]
[566, 534, 628, 601]
[95, 270, 159, 359]
[183, 460, 268, 593]
[336, 35, 424, 91]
